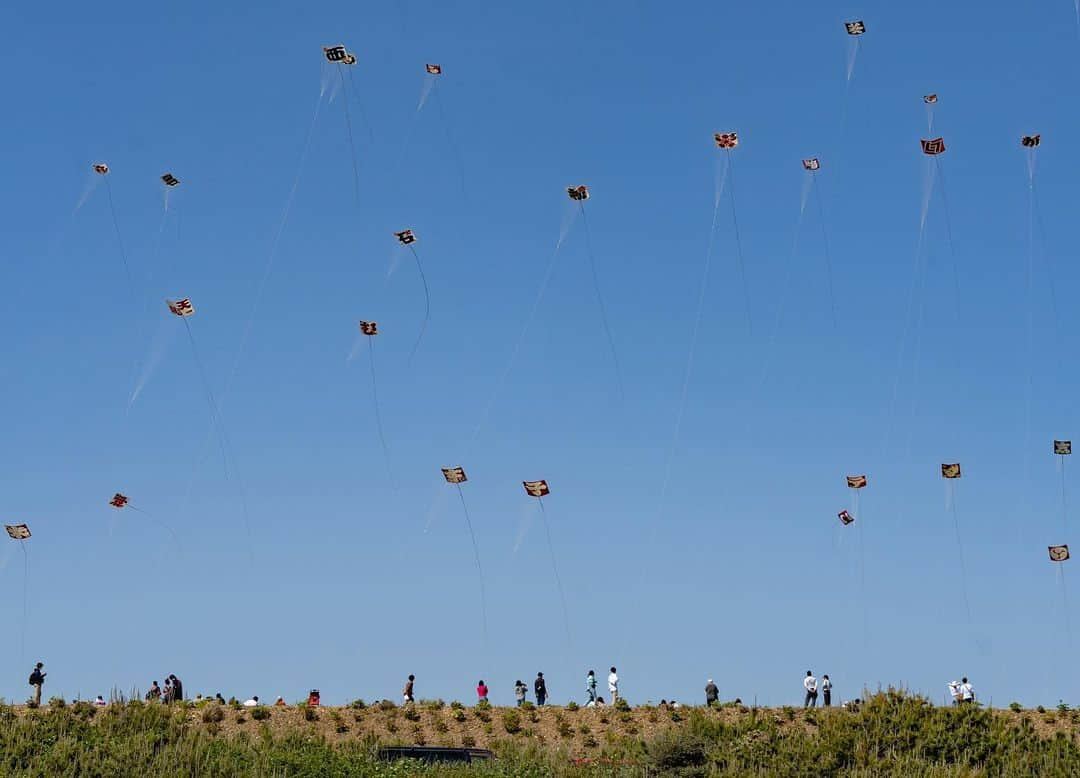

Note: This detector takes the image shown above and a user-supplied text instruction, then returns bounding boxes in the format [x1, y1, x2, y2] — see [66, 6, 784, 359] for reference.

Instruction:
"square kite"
[845, 20, 866, 35]
[93, 163, 109, 175]
[1021, 135, 1041, 148]
[923, 94, 938, 104]
[323, 45, 356, 65]
[1049, 545, 1070, 562]
[442, 467, 467, 484]
[1055, 440, 1072, 455]
[109, 493, 129, 509]
[802, 158, 820, 171]
[838, 510, 855, 525]
[566, 185, 589, 201]
[941, 463, 961, 479]
[161, 173, 180, 187]
[5, 524, 30, 540]
[426, 64, 442, 75]
[394, 229, 417, 245]
[713, 132, 738, 149]
[523, 480, 550, 497]
[846, 475, 867, 489]
[921, 138, 946, 155]
[167, 298, 195, 317]
[359, 320, 378, 336]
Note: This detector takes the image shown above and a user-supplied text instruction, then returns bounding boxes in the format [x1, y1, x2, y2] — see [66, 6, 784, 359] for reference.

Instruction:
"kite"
[161, 173, 180, 187]
[802, 158, 820, 171]
[359, 320, 378, 336]
[109, 493, 129, 508]
[442, 467, 467, 484]
[713, 133, 738, 150]
[566, 185, 590, 201]
[396, 58, 467, 201]
[523, 480, 550, 497]
[1050, 545, 1071, 562]
[1021, 135, 1041, 148]
[323, 44, 357, 65]
[921, 138, 946, 155]
[4, 524, 30, 540]
[924, 94, 938, 104]
[847, 475, 868, 489]
[106, 494, 181, 548]
[167, 298, 195, 317]
[843, 22, 866, 85]
[845, 20, 866, 35]
[838, 510, 855, 525]
[425, 63, 442, 75]
[941, 463, 962, 479]
[1055, 440, 1072, 455]
[93, 163, 109, 175]
[923, 95, 939, 134]
[392, 230, 429, 361]
[441, 467, 487, 639]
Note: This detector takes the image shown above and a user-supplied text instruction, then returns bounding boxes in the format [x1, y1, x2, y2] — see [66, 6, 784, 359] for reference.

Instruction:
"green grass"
[2, 691, 1080, 776]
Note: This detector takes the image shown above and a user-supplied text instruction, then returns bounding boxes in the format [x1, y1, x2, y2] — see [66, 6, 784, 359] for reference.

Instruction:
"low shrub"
[502, 709, 522, 734]
[250, 706, 271, 721]
[566, 701, 580, 711]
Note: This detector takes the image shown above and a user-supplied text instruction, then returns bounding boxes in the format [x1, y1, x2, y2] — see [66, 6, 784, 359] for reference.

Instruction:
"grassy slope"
[4, 691, 1080, 776]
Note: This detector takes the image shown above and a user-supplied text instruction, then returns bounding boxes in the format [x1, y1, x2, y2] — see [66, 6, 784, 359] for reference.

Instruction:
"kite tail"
[538, 499, 572, 646]
[339, 69, 363, 207]
[579, 205, 625, 402]
[407, 246, 431, 364]
[812, 176, 838, 329]
[845, 38, 860, 83]
[727, 157, 753, 335]
[457, 486, 488, 643]
[434, 87, 467, 204]
[367, 336, 395, 487]
[73, 175, 101, 214]
[417, 74, 436, 112]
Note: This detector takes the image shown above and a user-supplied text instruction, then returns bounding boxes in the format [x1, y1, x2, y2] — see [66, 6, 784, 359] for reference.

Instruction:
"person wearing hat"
[28, 663, 46, 707]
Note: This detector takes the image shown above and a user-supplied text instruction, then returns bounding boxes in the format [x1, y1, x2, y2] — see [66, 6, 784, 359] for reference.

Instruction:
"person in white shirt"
[93, 695, 107, 707]
[803, 671, 818, 708]
[947, 681, 962, 705]
[608, 667, 619, 704]
[959, 678, 974, 704]
[243, 695, 260, 707]
[821, 675, 833, 707]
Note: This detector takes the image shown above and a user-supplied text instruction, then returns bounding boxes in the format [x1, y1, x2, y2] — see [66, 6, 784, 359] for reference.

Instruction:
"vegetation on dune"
[1, 690, 1080, 775]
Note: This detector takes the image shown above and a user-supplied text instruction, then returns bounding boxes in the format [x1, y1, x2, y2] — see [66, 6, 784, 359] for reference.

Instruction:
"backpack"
[28, 671, 41, 686]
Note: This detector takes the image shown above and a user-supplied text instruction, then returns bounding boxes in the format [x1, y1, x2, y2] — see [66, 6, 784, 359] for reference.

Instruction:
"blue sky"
[2, 0, 1079, 707]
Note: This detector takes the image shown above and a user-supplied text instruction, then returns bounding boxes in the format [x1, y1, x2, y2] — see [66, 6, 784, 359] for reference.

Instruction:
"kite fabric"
[442, 466, 467, 484]
[802, 158, 820, 171]
[1055, 440, 1072, 455]
[845, 20, 866, 35]
[838, 509, 855, 525]
[323, 44, 357, 65]
[523, 479, 550, 497]
[161, 173, 180, 187]
[847, 475, 868, 489]
[109, 493, 129, 508]
[1050, 545, 1071, 562]
[167, 298, 195, 317]
[714, 132, 738, 149]
[921, 138, 946, 155]
[358, 320, 378, 336]
[93, 163, 109, 175]
[394, 229, 417, 245]
[4, 524, 31, 540]
[425, 63, 442, 75]
[941, 463, 962, 479]
[924, 94, 938, 104]
[566, 185, 590, 201]
[1021, 135, 1041, 148]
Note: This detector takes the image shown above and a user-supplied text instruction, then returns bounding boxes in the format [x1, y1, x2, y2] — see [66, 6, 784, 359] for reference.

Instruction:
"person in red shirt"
[476, 680, 489, 702]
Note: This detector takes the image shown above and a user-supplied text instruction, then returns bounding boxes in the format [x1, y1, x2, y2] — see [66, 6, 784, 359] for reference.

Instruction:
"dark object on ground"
[378, 746, 493, 764]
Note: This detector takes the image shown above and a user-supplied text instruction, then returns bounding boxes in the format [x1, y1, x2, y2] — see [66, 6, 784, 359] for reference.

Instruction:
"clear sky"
[2, 0, 1079, 708]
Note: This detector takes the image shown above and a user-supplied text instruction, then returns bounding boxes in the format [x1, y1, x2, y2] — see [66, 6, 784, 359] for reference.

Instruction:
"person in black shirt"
[534, 672, 547, 706]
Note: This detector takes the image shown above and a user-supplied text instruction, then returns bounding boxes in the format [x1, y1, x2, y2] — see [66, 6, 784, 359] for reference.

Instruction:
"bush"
[377, 700, 396, 711]
[451, 709, 466, 722]
[1009, 702, 1023, 713]
[475, 699, 491, 710]
[235, 714, 246, 724]
[474, 708, 491, 723]
[349, 699, 366, 710]
[422, 699, 445, 710]
[250, 706, 270, 721]
[449, 700, 464, 710]
[403, 707, 421, 722]
[302, 706, 319, 722]
[202, 706, 225, 723]
[48, 696, 66, 709]
[502, 709, 522, 734]
[566, 701, 580, 711]
[648, 730, 709, 771]
[461, 734, 476, 748]
[520, 700, 535, 711]
[613, 697, 631, 712]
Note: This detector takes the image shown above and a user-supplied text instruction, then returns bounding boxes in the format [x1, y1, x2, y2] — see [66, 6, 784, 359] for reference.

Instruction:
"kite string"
[345, 68, 375, 145]
[128, 505, 183, 554]
[103, 177, 138, 311]
[20, 542, 28, 669]
[338, 68, 363, 207]
[950, 490, 974, 630]
[932, 159, 963, 322]
[538, 499, 572, 645]
[367, 336, 395, 486]
[407, 245, 431, 364]
[812, 175, 839, 329]
[456, 485, 488, 643]
[433, 86, 468, 203]
[1062, 457, 1069, 537]
[578, 204, 625, 402]
[727, 156, 753, 335]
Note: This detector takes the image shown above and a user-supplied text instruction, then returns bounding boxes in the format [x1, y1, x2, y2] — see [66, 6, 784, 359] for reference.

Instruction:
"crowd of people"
[20, 661, 977, 710]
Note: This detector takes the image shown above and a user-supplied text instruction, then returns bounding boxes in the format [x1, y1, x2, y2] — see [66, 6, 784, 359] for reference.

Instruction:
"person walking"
[959, 677, 975, 704]
[608, 667, 619, 704]
[803, 671, 818, 708]
[403, 674, 415, 705]
[821, 675, 832, 707]
[534, 672, 547, 706]
[169, 674, 184, 702]
[476, 680, 489, 702]
[28, 663, 46, 707]
[586, 670, 597, 704]
[705, 679, 719, 706]
[514, 680, 527, 707]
